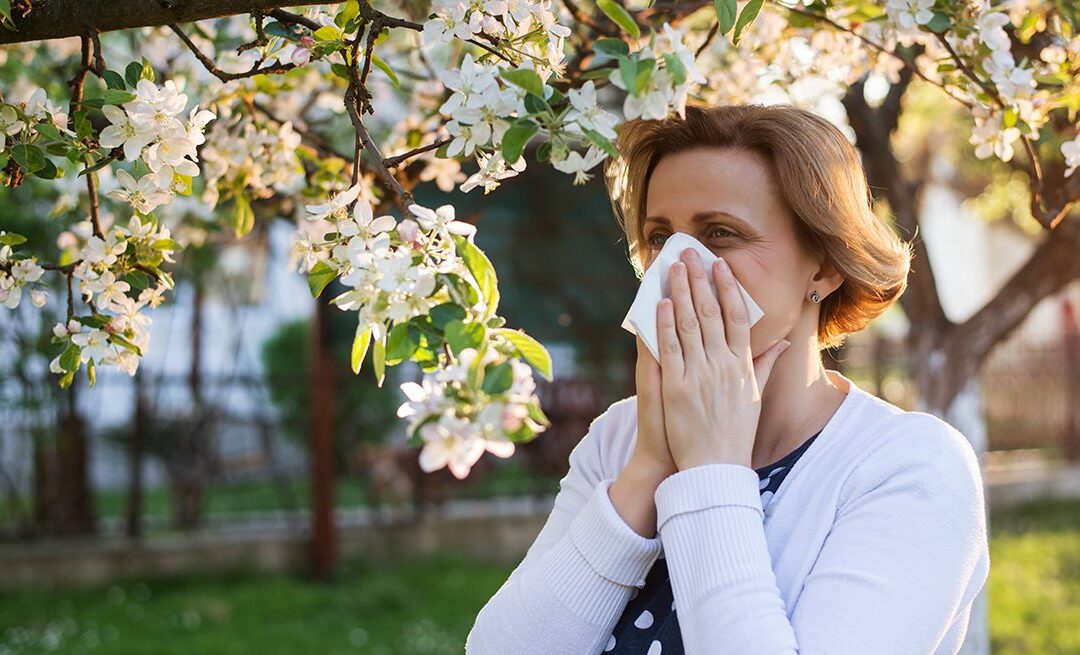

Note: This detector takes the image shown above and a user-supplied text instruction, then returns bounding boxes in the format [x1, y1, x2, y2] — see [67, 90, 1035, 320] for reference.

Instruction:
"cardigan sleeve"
[466, 401, 664, 655]
[653, 414, 991, 655]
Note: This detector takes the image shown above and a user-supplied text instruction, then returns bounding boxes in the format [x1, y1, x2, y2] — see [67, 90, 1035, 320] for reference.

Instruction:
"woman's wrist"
[609, 456, 674, 539]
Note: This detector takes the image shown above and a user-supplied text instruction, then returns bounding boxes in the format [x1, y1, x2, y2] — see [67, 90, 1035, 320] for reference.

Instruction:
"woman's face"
[642, 146, 839, 358]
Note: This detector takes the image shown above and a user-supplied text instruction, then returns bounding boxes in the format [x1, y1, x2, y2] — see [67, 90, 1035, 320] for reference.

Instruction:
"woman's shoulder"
[839, 404, 985, 510]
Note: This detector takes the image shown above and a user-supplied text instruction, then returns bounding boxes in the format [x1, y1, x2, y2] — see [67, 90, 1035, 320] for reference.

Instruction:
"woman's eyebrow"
[644, 210, 752, 230]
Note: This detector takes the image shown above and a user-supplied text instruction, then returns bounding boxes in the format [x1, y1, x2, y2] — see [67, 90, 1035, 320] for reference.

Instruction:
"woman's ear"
[813, 259, 844, 299]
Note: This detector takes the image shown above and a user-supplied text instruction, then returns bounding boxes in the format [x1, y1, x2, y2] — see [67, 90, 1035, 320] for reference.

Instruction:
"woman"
[465, 103, 990, 655]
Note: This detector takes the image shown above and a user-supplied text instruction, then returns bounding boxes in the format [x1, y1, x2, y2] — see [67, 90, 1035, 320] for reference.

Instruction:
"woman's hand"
[631, 334, 679, 479]
[657, 249, 790, 470]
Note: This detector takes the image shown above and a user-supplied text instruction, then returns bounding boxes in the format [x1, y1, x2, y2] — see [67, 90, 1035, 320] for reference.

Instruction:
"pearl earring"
[809, 290, 821, 303]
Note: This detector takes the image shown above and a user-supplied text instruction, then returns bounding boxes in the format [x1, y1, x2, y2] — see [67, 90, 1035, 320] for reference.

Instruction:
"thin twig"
[169, 23, 298, 81]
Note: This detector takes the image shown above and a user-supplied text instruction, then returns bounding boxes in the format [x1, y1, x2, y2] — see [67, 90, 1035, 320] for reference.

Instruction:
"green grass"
[0, 551, 513, 655]
[989, 498, 1080, 655]
[1, 498, 1075, 654]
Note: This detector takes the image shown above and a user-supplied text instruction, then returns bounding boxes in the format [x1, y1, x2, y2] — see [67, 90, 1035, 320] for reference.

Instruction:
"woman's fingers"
[669, 260, 705, 365]
[684, 251, 727, 359]
[713, 256, 752, 358]
[656, 296, 685, 379]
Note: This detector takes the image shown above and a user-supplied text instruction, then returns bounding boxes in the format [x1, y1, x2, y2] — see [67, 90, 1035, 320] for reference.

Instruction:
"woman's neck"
[751, 336, 849, 470]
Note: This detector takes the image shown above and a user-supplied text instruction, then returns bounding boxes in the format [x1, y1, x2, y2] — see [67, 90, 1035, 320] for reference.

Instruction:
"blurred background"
[2, 78, 1080, 655]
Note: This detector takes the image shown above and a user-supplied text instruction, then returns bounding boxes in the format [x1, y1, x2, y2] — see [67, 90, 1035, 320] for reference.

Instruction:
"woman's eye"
[645, 227, 734, 249]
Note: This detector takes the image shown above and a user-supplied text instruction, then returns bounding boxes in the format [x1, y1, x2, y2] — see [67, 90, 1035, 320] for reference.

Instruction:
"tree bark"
[0, 0, 344, 44]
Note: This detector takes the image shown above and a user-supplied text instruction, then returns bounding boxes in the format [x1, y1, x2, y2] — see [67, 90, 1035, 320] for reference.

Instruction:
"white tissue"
[621, 232, 765, 362]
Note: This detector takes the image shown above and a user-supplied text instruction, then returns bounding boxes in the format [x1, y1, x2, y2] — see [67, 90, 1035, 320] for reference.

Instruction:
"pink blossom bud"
[30, 289, 48, 307]
[397, 219, 420, 244]
[299, 35, 315, 48]
[291, 47, 311, 67]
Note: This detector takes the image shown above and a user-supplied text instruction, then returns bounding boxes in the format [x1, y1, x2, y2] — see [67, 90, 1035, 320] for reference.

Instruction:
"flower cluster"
[48, 214, 178, 382]
[198, 114, 305, 209]
[291, 181, 551, 478]
[0, 234, 47, 310]
[100, 79, 216, 211]
[423, 0, 570, 78]
[397, 346, 546, 479]
[608, 23, 707, 121]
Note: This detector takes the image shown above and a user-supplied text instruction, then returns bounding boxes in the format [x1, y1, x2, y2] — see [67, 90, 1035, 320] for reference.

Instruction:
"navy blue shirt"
[602, 429, 823, 654]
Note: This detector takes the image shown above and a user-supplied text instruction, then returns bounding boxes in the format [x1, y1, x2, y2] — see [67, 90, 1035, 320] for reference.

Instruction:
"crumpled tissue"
[621, 231, 764, 362]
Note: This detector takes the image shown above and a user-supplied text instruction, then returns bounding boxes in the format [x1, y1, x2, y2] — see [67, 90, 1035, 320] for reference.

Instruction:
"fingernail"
[779, 340, 791, 352]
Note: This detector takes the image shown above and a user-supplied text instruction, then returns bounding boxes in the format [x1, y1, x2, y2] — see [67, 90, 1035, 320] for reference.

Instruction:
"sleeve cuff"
[654, 463, 762, 532]
[567, 477, 663, 588]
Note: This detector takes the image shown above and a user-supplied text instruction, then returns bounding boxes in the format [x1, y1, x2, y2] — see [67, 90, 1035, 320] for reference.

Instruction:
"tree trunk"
[913, 354, 990, 655]
[310, 292, 337, 580]
[33, 381, 96, 536]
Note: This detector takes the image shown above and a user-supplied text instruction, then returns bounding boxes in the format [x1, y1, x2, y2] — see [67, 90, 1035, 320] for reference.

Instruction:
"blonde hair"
[603, 102, 912, 351]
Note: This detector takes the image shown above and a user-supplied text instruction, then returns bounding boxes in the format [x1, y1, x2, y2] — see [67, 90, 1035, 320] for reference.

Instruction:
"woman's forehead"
[645, 149, 782, 230]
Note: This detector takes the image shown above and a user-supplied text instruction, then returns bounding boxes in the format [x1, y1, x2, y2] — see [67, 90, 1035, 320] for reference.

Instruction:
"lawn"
[0, 498, 1076, 654]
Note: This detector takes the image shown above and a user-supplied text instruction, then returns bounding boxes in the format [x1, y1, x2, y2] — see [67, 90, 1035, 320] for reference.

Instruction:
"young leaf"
[307, 261, 337, 298]
[495, 328, 553, 381]
[451, 235, 500, 322]
[445, 319, 486, 355]
[501, 68, 545, 99]
[598, 0, 641, 39]
[351, 322, 371, 374]
[732, 0, 764, 46]
[481, 361, 514, 395]
[714, 0, 737, 36]
[371, 54, 400, 88]
[501, 118, 538, 165]
[373, 336, 386, 387]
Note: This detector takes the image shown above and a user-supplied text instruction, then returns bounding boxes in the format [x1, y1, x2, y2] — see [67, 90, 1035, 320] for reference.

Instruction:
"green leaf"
[495, 328, 553, 381]
[582, 127, 619, 160]
[264, 20, 297, 40]
[314, 25, 342, 42]
[232, 195, 255, 237]
[335, 0, 359, 28]
[925, 12, 951, 33]
[124, 62, 144, 89]
[351, 322, 372, 374]
[501, 68, 545, 99]
[385, 322, 419, 362]
[714, 0, 737, 35]
[371, 54, 400, 88]
[103, 89, 137, 106]
[307, 260, 337, 298]
[59, 344, 81, 373]
[124, 269, 150, 291]
[33, 159, 58, 179]
[103, 69, 127, 90]
[594, 38, 629, 58]
[732, 0, 763, 46]
[481, 361, 514, 395]
[153, 238, 182, 251]
[35, 122, 61, 141]
[373, 336, 386, 387]
[598, 0, 640, 39]
[111, 334, 143, 356]
[451, 235, 500, 322]
[445, 319, 486, 355]
[0, 232, 27, 245]
[662, 52, 686, 86]
[9, 143, 45, 173]
[501, 118, 538, 165]
[429, 301, 467, 330]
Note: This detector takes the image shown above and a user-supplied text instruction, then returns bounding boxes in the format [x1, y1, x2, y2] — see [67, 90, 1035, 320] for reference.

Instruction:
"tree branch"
[0, 0, 348, 44]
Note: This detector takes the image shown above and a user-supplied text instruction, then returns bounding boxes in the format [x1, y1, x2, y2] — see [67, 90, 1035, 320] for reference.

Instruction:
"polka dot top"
[602, 429, 823, 654]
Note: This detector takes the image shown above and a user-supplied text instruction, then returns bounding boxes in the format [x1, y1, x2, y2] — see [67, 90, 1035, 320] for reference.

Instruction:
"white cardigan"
[465, 369, 991, 654]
